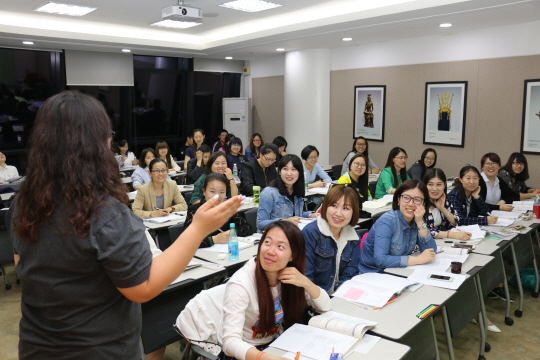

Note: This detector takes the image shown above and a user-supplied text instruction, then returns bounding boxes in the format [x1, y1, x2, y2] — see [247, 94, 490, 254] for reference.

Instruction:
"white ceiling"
[0, 0, 538, 60]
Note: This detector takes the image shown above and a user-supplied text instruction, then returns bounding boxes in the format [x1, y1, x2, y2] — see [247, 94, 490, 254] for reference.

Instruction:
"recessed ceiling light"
[342, 37, 353, 41]
[151, 20, 202, 29]
[35, 2, 97, 16]
[122, 49, 131, 53]
[225, 57, 233, 60]
[22, 41, 34, 45]
[440, 23, 452, 28]
[276, 48, 285, 52]
[218, 0, 282, 13]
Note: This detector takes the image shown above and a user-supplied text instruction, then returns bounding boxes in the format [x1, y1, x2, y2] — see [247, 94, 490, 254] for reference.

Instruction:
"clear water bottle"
[533, 191, 540, 219]
[233, 164, 241, 185]
[228, 223, 239, 260]
[115, 154, 123, 170]
[253, 186, 260, 206]
[304, 172, 309, 191]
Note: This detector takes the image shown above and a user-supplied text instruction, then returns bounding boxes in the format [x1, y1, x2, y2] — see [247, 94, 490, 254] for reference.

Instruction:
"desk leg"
[477, 309, 487, 359]
[474, 275, 490, 354]
[528, 232, 539, 298]
[498, 252, 514, 326]
[510, 242, 524, 317]
[430, 316, 440, 360]
[148, 229, 160, 249]
[441, 306, 455, 360]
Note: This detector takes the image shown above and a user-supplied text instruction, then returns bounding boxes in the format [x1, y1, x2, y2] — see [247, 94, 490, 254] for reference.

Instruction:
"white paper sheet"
[490, 211, 521, 219]
[142, 214, 182, 223]
[511, 204, 533, 211]
[455, 224, 485, 239]
[362, 201, 389, 209]
[492, 218, 515, 227]
[270, 324, 358, 360]
[380, 194, 394, 202]
[202, 241, 252, 253]
[353, 334, 381, 354]
[308, 184, 331, 195]
[407, 268, 467, 290]
[407, 253, 468, 272]
[298, 218, 316, 230]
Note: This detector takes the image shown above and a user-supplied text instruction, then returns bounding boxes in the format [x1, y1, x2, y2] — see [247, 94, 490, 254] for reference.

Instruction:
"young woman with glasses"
[240, 143, 279, 196]
[407, 148, 437, 181]
[245, 133, 264, 160]
[374, 147, 410, 199]
[301, 145, 331, 189]
[338, 154, 371, 207]
[340, 137, 380, 176]
[479, 153, 519, 211]
[358, 179, 436, 273]
[447, 166, 498, 226]
[498, 152, 539, 200]
[131, 148, 171, 190]
[132, 158, 188, 219]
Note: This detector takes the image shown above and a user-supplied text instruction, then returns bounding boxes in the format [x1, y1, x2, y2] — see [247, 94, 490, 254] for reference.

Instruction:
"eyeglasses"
[356, 143, 366, 147]
[512, 161, 525, 167]
[110, 130, 116, 139]
[307, 156, 319, 161]
[203, 157, 210, 161]
[152, 169, 168, 174]
[262, 154, 276, 164]
[484, 162, 499, 167]
[351, 162, 366, 169]
[395, 156, 408, 160]
[253, 139, 262, 142]
[401, 194, 424, 205]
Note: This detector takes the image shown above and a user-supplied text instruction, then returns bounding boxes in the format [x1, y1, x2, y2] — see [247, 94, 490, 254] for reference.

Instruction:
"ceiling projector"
[162, 5, 203, 22]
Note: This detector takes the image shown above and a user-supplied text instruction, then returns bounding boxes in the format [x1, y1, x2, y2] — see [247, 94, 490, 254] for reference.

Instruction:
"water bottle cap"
[230, 223, 235, 228]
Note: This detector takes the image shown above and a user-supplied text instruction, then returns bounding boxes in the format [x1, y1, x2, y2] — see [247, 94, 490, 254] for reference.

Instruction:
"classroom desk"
[195, 241, 260, 274]
[265, 337, 410, 360]
[0, 192, 14, 201]
[331, 285, 454, 360]
[0, 179, 23, 191]
[141, 264, 227, 354]
[128, 184, 194, 201]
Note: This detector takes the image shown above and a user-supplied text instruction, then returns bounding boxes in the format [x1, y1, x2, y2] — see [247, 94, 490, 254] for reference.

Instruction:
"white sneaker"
[487, 324, 501, 333]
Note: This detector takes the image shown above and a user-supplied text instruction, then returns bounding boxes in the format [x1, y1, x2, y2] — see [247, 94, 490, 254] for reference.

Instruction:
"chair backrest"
[368, 181, 377, 198]
[331, 165, 342, 180]
[371, 210, 389, 224]
[168, 223, 184, 243]
[183, 191, 192, 205]
[244, 208, 258, 232]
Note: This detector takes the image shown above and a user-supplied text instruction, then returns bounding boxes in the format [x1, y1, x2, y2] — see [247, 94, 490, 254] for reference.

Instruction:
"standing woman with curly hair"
[7, 91, 241, 359]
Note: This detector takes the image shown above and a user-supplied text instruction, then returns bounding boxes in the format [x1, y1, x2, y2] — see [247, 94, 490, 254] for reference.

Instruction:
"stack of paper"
[298, 218, 316, 230]
[492, 217, 515, 227]
[143, 214, 182, 224]
[512, 201, 533, 211]
[455, 224, 485, 240]
[490, 211, 521, 219]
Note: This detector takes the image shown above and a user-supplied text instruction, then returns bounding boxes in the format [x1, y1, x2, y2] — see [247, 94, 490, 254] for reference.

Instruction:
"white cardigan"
[219, 258, 331, 360]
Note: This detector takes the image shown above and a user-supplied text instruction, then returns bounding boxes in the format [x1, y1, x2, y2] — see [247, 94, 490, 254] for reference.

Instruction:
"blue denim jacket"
[256, 186, 311, 232]
[358, 209, 436, 273]
[303, 218, 360, 292]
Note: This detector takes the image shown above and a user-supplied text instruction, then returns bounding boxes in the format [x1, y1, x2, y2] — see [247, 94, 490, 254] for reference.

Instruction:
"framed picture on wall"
[423, 81, 467, 147]
[521, 79, 540, 155]
[353, 85, 386, 142]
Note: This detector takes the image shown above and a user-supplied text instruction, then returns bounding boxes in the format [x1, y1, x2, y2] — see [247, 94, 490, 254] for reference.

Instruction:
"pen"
[295, 352, 301, 360]
[444, 241, 453, 243]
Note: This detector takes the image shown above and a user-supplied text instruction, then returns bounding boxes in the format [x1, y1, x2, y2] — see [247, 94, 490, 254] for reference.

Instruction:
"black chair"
[368, 181, 377, 198]
[331, 164, 342, 180]
[168, 223, 184, 244]
[244, 208, 258, 232]
[371, 210, 389, 224]
[183, 191, 192, 205]
[0, 209, 17, 290]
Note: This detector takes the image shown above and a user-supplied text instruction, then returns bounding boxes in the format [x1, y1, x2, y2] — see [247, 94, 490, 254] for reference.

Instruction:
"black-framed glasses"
[152, 169, 168, 174]
[401, 194, 424, 205]
[262, 154, 276, 164]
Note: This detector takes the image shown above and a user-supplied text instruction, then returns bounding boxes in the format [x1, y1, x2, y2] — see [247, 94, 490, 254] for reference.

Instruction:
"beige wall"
[252, 76, 285, 144]
[330, 55, 540, 187]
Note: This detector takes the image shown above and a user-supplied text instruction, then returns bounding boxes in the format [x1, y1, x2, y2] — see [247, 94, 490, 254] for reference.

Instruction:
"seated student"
[358, 179, 437, 274]
[0, 151, 19, 183]
[220, 221, 331, 360]
[302, 145, 332, 188]
[185, 144, 211, 185]
[498, 152, 540, 200]
[240, 143, 279, 196]
[245, 133, 264, 160]
[132, 148, 171, 190]
[132, 158, 187, 219]
[156, 141, 181, 172]
[227, 137, 247, 173]
[338, 154, 371, 207]
[447, 166, 498, 226]
[303, 185, 360, 293]
[212, 128, 228, 153]
[219, 134, 235, 153]
[340, 137, 380, 176]
[257, 154, 318, 232]
[117, 140, 138, 168]
[178, 133, 193, 160]
[407, 148, 437, 181]
[479, 152, 519, 211]
[374, 147, 410, 199]
[184, 128, 205, 171]
[190, 152, 238, 205]
[272, 136, 288, 165]
[183, 173, 252, 248]
[423, 168, 471, 241]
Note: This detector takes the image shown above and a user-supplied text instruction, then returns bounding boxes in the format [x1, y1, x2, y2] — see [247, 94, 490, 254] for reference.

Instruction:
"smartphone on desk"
[452, 244, 475, 250]
[428, 274, 453, 282]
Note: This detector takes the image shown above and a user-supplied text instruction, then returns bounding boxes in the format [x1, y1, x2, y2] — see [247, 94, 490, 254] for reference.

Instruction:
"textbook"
[238, 233, 262, 245]
[308, 311, 377, 339]
[333, 273, 414, 308]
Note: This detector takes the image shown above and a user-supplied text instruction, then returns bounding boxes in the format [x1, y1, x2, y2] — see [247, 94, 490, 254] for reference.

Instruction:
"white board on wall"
[65, 50, 134, 86]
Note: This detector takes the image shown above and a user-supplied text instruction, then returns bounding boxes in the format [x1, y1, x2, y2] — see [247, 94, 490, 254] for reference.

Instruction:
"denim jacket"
[358, 209, 436, 273]
[256, 186, 311, 232]
[303, 217, 360, 292]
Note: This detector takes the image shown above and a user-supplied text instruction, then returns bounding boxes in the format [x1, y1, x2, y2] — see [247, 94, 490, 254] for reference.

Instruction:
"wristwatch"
[418, 222, 427, 230]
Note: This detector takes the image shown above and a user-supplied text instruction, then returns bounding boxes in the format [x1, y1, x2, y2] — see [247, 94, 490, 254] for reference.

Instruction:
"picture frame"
[520, 79, 540, 155]
[423, 81, 468, 148]
[353, 85, 386, 142]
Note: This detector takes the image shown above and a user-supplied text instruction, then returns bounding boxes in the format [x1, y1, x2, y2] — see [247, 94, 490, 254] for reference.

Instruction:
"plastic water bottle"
[534, 191, 540, 219]
[253, 186, 260, 206]
[115, 154, 123, 170]
[233, 164, 241, 185]
[304, 172, 309, 191]
[228, 223, 239, 260]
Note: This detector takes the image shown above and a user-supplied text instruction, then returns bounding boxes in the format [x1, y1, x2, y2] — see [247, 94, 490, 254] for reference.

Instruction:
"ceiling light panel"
[151, 20, 202, 29]
[35, 2, 97, 16]
[218, 0, 282, 13]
